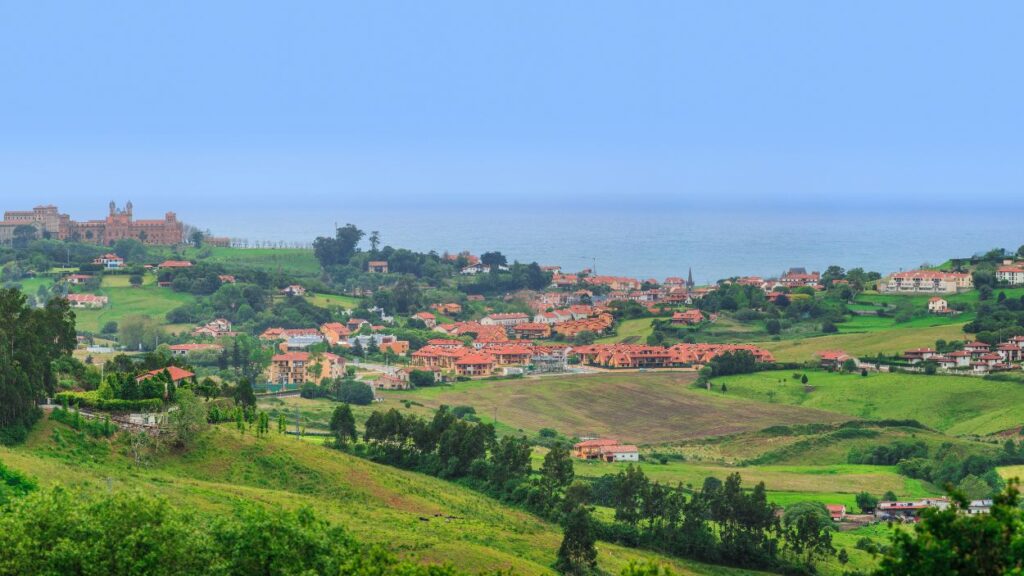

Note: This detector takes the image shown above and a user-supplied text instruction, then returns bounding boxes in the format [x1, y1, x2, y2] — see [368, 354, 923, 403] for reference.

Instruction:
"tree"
[821, 320, 838, 333]
[129, 274, 143, 287]
[801, 374, 809, 385]
[765, 319, 781, 335]
[277, 413, 287, 434]
[11, 225, 37, 249]
[369, 230, 381, 252]
[312, 224, 364, 267]
[480, 251, 507, 268]
[190, 230, 204, 248]
[336, 380, 374, 405]
[233, 379, 257, 407]
[408, 370, 435, 388]
[489, 435, 532, 488]
[556, 506, 598, 575]
[329, 404, 357, 445]
[541, 444, 575, 490]
[119, 315, 164, 351]
[164, 389, 208, 449]
[856, 491, 879, 513]
[842, 358, 858, 373]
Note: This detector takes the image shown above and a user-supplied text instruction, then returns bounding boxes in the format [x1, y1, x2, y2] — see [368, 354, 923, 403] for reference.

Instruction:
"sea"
[202, 207, 1022, 285]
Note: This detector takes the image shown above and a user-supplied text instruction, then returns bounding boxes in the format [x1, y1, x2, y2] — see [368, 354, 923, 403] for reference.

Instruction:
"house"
[875, 498, 950, 521]
[373, 373, 411, 390]
[573, 439, 620, 459]
[968, 499, 993, 515]
[881, 271, 973, 294]
[319, 322, 352, 346]
[513, 322, 552, 339]
[997, 265, 1024, 285]
[136, 366, 196, 398]
[778, 269, 822, 289]
[218, 274, 236, 284]
[192, 318, 234, 338]
[157, 260, 193, 269]
[430, 302, 463, 315]
[480, 313, 531, 327]
[903, 348, 939, 364]
[817, 350, 854, 370]
[268, 352, 345, 385]
[412, 312, 437, 328]
[346, 318, 371, 333]
[368, 260, 389, 274]
[93, 253, 125, 269]
[454, 352, 496, 376]
[600, 444, 640, 462]
[168, 343, 224, 357]
[997, 343, 1023, 363]
[284, 334, 326, 350]
[928, 297, 949, 314]
[826, 504, 847, 521]
[281, 285, 306, 297]
[65, 294, 108, 309]
[64, 274, 93, 285]
[963, 341, 991, 356]
[671, 309, 705, 325]
[379, 340, 410, 356]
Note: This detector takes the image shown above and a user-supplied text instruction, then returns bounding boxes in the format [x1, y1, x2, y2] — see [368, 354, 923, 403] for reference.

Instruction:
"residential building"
[573, 439, 620, 459]
[454, 352, 496, 376]
[671, 309, 705, 325]
[319, 322, 352, 346]
[281, 285, 306, 297]
[158, 260, 193, 269]
[92, 253, 125, 269]
[480, 313, 531, 327]
[826, 505, 847, 521]
[513, 322, 552, 339]
[875, 498, 951, 520]
[412, 311, 437, 328]
[997, 265, 1024, 285]
[818, 350, 854, 370]
[928, 297, 949, 314]
[881, 271, 973, 294]
[599, 444, 640, 462]
[64, 274, 93, 285]
[268, 352, 345, 385]
[368, 260, 389, 273]
[192, 318, 234, 338]
[169, 343, 224, 357]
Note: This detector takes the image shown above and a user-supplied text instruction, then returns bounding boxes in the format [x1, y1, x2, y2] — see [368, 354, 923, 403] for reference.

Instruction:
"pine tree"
[329, 404, 357, 445]
[277, 413, 287, 434]
[556, 506, 598, 575]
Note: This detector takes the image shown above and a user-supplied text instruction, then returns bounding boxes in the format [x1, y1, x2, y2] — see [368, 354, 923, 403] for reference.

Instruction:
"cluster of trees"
[963, 290, 1024, 344]
[0, 289, 76, 444]
[0, 487, 470, 576]
[848, 440, 928, 466]
[895, 442, 1006, 499]
[301, 377, 374, 406]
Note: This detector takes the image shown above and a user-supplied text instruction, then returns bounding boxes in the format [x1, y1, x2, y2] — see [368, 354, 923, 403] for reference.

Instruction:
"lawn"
[170, 246, 322, 277]
[71, 274, 197, 333]
[373, 372, 850, 444]
[836, 313, 970, 333]
[0, 417, 758, 576]
[712, 369, 1024, 436]
[756, 323, 968, 362]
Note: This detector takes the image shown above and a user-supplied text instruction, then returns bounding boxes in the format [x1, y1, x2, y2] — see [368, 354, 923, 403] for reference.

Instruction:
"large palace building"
[0, 202, 184, 246]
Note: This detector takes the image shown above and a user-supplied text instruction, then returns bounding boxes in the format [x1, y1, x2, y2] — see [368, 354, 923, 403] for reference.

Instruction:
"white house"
[599, 444, 640, 462]
[927, 297, 948, 314]
[997, 265, 1024, 285]
[480, 313, 530, 327]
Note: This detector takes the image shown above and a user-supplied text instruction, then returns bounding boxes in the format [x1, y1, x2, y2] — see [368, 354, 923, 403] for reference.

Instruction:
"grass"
[597, 317, 665, 344]
[713, 369, 1024, 436]
[304, 291, 362, 310]
[71, 274, 197, 333]
[0, 417, 761, 576]
[755, 323, 968, 362]
[177, 246, 322, 277]
[372, 372, 850, 444]
[836, 313, 970, 333]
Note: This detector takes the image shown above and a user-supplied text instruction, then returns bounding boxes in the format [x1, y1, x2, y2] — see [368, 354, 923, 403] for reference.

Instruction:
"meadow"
[0, 416, 760, 576]
[755, 323, 966, 362]
[172, 246, 323, 277]
[72, 274, 196, 333]
[712, 369, 1024, 436]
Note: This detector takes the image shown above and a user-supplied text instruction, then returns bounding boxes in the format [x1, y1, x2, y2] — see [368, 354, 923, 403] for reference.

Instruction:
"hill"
[755, 323, 967, 362]
[711, 369, 1024, 436]
[0, 416, 758, 576]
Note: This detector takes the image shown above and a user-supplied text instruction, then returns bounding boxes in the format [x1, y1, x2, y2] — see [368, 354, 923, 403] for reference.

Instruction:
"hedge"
[55, 392, 163, 413]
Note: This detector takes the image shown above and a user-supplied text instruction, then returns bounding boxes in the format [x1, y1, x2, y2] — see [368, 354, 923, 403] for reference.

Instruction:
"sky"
[1, 1, 1023, 227]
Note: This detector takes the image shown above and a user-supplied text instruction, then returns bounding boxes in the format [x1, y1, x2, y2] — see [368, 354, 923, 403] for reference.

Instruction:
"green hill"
[712, 370, 1024, 436]
[0, 416, 758, 576]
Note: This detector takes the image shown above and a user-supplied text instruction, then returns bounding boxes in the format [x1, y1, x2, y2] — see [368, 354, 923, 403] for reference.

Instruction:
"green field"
[756, 323, 967, 362]
[836, 312, 970, 333]
[304, 291, 362, 310]
[71, 274, 196, 333]
[175, 246, 322, 277]
[0, 417, 757, 576]
[597, 317, 665, 344]
[712, 370, 1024, 436]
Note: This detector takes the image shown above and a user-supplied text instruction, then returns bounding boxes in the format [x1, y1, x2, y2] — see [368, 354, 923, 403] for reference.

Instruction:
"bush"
[100, 321, 118, 334]
[337, 381, 374, 405]
[54, 391, 162, 413]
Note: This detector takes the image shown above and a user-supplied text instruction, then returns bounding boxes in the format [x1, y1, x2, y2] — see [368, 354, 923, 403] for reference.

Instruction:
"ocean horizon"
[194, 207, 1023, 284]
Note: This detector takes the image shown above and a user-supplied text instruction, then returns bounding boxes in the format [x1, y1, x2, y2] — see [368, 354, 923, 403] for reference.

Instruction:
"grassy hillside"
[363, 372, 850, 444]
[0, 417, 756, 576]
[712, 370, 1024, 436]
[597, 317, 667, 344]
[169, 246, 322, 277]
[72, 274, 196, 333]
[756, 323, 966, 362]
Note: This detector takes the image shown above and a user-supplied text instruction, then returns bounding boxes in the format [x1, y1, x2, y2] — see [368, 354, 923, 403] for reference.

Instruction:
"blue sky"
[1, 1, 1022, 221]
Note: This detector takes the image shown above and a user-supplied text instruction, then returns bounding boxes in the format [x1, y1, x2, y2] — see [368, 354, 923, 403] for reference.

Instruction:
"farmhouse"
[281, 285, 307, 297]
[368, 260, 389, 273]
[158, 260, 193, 269]
[599, 444, 640, 462]
[573, 439, 620, 459]
[875, 498, 950, 520]
[192, 318, 234, 338]
[430, 302, 463, 315]
[136, 366, 195, 388]
[817, 350, 854, 370]
[64, 274, 93, 285]
[65, 294, 108, 309]
[826, 505, 847, 521]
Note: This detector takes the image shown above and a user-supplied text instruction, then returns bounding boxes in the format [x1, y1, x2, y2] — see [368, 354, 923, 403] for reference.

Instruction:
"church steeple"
[109, 200, 116, 216]
[687, 267, 694, 288]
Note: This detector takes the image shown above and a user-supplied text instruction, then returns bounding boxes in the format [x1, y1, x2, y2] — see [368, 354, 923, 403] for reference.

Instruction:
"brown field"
[393, 372, 850, 444]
